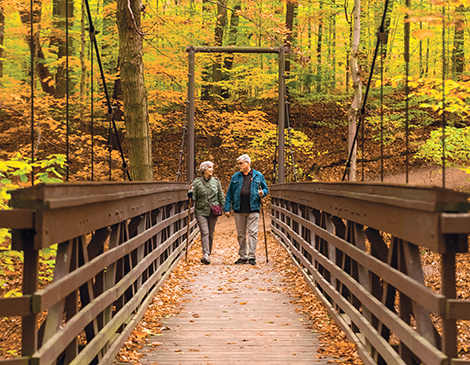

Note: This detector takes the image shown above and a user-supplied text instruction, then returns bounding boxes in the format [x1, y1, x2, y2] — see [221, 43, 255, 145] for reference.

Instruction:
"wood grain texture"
[136, 256, 333, 364]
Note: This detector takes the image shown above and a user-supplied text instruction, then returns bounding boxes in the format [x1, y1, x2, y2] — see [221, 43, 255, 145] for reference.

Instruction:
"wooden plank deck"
[134, 216, 335, 364]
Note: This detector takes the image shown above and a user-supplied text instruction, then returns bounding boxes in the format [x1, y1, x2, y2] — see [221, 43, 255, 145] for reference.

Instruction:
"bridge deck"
[131, 217, 337, 364]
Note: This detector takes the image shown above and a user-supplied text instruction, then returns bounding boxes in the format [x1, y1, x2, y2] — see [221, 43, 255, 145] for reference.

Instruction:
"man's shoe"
[201, 257, 210, 265]
[248, 258, 256, 265]
[234, 258, 248, 264]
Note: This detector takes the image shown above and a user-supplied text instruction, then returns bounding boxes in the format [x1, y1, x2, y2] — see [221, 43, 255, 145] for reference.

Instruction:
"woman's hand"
[258, 188, 263, 197]
[224, 212, 230, 218]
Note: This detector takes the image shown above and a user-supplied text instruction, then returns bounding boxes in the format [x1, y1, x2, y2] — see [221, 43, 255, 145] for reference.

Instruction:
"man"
[223, 154, 269, 265]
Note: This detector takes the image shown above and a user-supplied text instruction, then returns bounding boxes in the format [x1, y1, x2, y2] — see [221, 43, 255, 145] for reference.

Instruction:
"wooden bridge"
[1, 181, 470, 365]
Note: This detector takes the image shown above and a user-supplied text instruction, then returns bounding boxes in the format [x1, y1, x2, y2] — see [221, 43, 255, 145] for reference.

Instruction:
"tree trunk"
[330, 2, 336, 90]
[419, 20, 423, 77]
[221, 3, 241, 101]
[285, 0, 298, 78]
[316, 0, 323, 93]
[116, 0, 153, 181]
[212, 0, 227, 97]
[452, 5, 465, 79]
[0, 2, 4, 79]
[380, 0, 393, 59]
[201, 0, 212, 101]
[306, 14, 312, 94]
[79, 0, 85, 127]
[52, 0, 74, 98]
[102, 0, 118, 93]
[348, 0, 362, 181]
[18, 0, 56, 96]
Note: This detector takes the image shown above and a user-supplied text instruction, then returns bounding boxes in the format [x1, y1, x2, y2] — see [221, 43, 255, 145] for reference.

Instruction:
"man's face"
[238, 160, 250, 174]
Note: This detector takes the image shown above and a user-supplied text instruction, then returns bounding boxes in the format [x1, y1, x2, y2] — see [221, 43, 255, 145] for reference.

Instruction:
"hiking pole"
[186, 196, 192, 262]
[261, 202, 268, 263]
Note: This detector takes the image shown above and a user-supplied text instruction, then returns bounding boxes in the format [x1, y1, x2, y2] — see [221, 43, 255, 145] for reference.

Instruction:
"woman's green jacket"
[191, 177, 225, 217]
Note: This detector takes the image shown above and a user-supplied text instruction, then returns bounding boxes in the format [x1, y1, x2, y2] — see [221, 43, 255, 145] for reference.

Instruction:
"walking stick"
[261, 202, 268, 263]
[186, 197, 192, 262]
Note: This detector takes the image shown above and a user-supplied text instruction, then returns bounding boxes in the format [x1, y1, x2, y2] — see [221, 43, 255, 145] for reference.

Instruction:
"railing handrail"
[270, 182, 470, 365]
[0, 181, 197, 365]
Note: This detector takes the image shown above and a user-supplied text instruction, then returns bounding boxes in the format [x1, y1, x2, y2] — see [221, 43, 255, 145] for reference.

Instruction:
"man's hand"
[258, 188, 263, 197]
[224, 212, 230, 218]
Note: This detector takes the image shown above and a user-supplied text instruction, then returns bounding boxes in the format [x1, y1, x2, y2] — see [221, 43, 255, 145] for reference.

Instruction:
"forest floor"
[365, 165, 470, 191]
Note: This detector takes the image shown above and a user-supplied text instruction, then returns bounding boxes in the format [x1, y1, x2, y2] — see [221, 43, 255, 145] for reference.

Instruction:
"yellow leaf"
[412, 29, 435, 40]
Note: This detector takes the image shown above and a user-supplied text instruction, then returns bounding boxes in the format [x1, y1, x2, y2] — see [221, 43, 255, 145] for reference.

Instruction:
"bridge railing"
[0, 182, 196, 365]
[270, 182, 470, 365]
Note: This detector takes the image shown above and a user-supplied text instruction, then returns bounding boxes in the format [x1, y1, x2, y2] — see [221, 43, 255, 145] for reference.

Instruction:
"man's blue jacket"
[223, 169, 269, 213]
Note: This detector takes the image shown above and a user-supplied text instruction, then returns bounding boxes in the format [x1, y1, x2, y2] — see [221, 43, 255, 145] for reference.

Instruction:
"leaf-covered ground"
[114, 226, 364, 364]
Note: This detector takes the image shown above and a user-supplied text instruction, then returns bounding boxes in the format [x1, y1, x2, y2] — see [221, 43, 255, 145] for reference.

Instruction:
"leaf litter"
[114, 231, 364, 364]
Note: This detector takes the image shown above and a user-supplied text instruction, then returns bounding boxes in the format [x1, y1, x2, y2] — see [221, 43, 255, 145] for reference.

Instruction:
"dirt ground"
[365, 165, 470, 192]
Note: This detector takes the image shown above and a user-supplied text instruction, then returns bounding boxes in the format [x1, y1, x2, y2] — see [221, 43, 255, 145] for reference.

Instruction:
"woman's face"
[204, 165, 214, 178]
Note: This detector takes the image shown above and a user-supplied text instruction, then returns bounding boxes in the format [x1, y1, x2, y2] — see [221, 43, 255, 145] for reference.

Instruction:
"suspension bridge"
[1, 180, 470, 365]
[2, 0, 470, 363]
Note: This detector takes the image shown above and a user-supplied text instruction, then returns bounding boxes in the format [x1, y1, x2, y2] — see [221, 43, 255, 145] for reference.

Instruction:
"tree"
[348, 0, 362, 181]
[285, 0, 298, 78]
[212, 0, 227, 98]
[116, 0, 152, 181]
[451, 5, 465, 79]
[0, 2, 4, 79]
[316, 0, 323, 93]
[18, 0, 56, 96]
[329, 0, 337, 90]
[201, 0, 212, 101]
[51, 0, 74, 98]
[221, 2, 241, 101]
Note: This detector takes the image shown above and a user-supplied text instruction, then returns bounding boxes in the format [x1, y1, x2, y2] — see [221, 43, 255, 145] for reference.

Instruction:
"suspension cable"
[91, 29, 94, 181]
[30, 0, 34, 185]
[176, 99, 189, 181]
[361, 105, 365, 181]
[342, 0, 390, 181]
[273, 125, 278, 185]
[66, 0, 70, 181]
[380, 34, 384, 182]
[84, 0, 131, 181]
[405, 0, 410, 183]
[284, 85, 298, 182]
[441, 6, 446, 188]
[108, 121, 112, 181]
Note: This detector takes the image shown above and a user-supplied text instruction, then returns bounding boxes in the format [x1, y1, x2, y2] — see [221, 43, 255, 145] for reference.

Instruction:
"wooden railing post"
[21, 231, 38, 357]
[441, 237, 457, 358]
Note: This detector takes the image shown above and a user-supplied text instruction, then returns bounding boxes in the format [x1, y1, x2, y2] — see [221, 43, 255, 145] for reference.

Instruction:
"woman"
[188, 161, 225, 265]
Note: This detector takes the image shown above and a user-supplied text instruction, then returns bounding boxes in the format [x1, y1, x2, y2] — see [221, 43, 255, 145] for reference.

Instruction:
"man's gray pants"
[195, 214, 218, 259]
[234, 212, 260, 260]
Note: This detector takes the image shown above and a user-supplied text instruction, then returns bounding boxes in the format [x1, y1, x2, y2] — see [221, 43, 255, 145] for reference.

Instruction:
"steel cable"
[284, 82, 298, 182]
[84, 0, 131, 181]
[441, 6, 446, 188]
[66, 0, 70, 181]
[176, 99, 189, 181]
[342, 0, 390, 181]
[30, 0, 35, 185]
